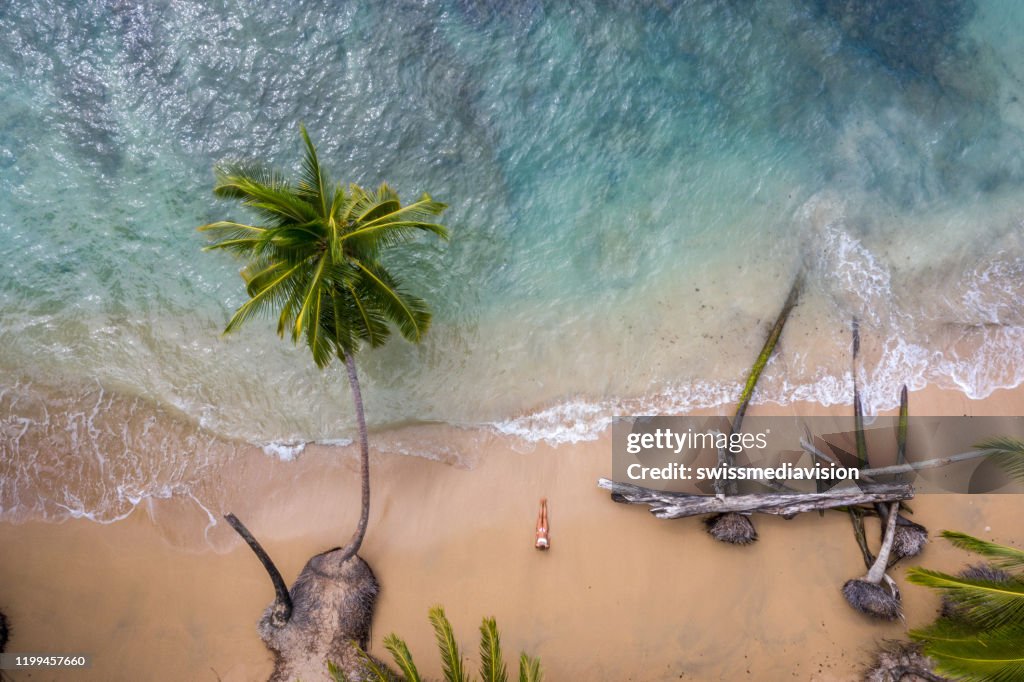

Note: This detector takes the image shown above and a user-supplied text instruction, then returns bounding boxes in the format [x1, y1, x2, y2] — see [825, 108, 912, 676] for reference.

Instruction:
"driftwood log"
[732, 272, 803, 434]
[701, 272, 803, 544]
[598, 479, 914, 518]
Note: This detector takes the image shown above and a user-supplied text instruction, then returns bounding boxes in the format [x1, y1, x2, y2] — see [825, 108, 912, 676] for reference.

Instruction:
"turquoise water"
[3, 1, 1024, 519]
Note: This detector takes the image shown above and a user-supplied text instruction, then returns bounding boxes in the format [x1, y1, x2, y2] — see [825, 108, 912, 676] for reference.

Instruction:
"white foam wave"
[490, 399, 615, 444]
[315, 438, 354, 447]
[260, 440, 307, 461]
[488, 216, 1024, 446]
[488, 381, 737, 446]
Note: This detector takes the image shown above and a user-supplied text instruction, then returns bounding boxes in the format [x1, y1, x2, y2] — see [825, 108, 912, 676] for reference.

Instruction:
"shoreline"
[2, 383, 1024, 680]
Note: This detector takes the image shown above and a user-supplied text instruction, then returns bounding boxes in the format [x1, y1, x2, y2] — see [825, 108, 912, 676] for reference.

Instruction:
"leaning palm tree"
[203, 125, 448, 559]
[329, 606, 543, 682]
[200, 125, 448, 682]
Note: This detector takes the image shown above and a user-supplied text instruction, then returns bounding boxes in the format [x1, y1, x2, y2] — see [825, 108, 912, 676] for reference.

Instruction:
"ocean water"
[3, 0, 1024, 521]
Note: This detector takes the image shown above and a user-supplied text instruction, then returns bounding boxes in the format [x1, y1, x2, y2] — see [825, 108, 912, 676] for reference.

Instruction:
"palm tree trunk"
[866, 502, 900, 584]
[341, 352, 371, 560]
[224, 513, 293, 626]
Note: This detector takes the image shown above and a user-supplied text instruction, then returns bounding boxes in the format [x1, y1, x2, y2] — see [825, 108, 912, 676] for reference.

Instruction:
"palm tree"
[329, 606, 543, 682]
[200, 124, 448, 560]
[906, 530, 1024, 681]
[200, 127, 449, 681]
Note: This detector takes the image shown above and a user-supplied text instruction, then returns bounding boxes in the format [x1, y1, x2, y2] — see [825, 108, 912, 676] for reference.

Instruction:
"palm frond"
[242, 259, 294, 296]
[293, 254, 327, 339]
[910, 616, 983, 645]
[226, 234, 298, 267]
[518, 653, 542, 682]
[330, 183, 349, 223]
[343, 280, 392, 349]
[383, 633, 422, 682]
[327, 659, 350, 682]
[357, 649, 401, 682]
[321, 269, 392, 356]
[479, 617, 508, 682]
[224, 262, 306, 334]
[359, 192, 448, 230]
[910, 619, 1024, 682]
[341, 183, 385, 227]
[941, 532, 1024, 572]
[325, 260, 362, 290]
[199, 221, 295, 260]
[338, 183, 368, 226]
[213, 163, 319, 226]
[355, 262, 431, 343]
[298, 124, 331, 216]
[328, 293, 359, 358]
[340, 192, 449, 252]
[906, 567, 1024, 629]
[429, 606, 468, 682]
[277, 296, 296, 338]
[356, 183, 401, 223]
[344, 220, 450, 254]
[974, 437, 1024, 453]
[200, 237, 265, 256]
[974, 437, 1024, 481]
[267, 221, 327, 244]
[198, 221, 268, 243]
[306, 310, 335, 368]
[212, 163, 286, 197]
[328, 183, 350, 262]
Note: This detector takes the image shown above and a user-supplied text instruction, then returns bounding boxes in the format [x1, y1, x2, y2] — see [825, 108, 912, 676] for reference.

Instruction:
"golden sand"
[1, 385, 1023, 681]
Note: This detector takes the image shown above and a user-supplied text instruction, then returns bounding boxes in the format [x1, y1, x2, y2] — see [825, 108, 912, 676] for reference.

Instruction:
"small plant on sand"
[329, 606, 543, 682]
[200, 125, 449, 681]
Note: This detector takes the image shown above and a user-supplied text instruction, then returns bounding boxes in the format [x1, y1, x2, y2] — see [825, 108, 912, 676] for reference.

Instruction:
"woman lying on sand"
[535, 498, 550, 550]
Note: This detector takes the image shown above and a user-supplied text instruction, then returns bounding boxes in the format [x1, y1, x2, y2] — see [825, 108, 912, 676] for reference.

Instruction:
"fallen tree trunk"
[732, 272, 803, 434]
[598, 479, 914, 518]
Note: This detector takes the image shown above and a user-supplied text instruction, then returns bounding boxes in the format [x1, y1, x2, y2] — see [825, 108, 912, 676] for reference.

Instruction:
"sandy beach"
[2, 385, 1022, 681]
[4, 3, 1024, 680]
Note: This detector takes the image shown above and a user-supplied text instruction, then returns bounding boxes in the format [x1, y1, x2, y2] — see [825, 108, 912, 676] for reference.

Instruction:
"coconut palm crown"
[199, 124, 448, 558]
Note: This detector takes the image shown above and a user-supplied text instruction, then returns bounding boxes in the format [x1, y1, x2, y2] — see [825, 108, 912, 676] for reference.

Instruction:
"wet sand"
[1, 385, 1023, 681]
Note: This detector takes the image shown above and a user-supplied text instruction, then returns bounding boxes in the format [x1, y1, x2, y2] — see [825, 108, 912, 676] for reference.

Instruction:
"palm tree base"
[864, 641, 946, 682]
[704, 513, 758, 545]
[890, 519, 929, 563]
[259, 550, 381, 682]
[842, 578, 902, 621]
